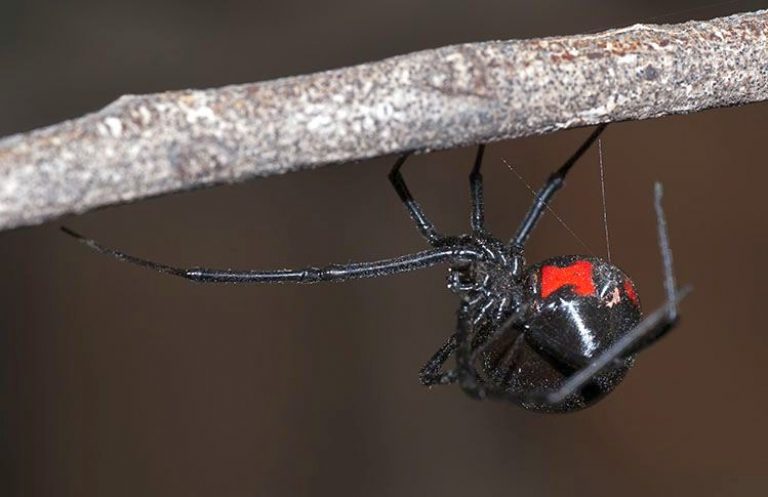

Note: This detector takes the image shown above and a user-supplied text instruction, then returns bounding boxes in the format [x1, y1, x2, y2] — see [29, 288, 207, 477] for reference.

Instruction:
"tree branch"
[1, 10, 766, 232]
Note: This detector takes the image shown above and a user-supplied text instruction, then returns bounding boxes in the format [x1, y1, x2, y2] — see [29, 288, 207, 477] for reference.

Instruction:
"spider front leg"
[62, 227, 481, 284]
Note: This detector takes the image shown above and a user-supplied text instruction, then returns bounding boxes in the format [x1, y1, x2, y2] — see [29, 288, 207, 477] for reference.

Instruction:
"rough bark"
[0, 10, 766, 231]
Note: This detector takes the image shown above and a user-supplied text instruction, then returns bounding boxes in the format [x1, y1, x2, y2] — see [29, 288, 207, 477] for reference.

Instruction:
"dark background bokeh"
[2, 1, 767, 496]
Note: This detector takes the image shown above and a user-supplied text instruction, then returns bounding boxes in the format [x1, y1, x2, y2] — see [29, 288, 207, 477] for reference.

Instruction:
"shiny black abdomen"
[480, 255, 643, 413]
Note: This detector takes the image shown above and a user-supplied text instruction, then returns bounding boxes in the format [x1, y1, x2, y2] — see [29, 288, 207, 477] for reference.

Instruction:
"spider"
[63, 124, 689, 413]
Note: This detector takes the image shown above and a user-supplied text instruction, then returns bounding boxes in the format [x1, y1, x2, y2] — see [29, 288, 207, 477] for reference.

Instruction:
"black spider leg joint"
[511, 124, 607, 248]
[390, 144, 488, 244]
[389, 154, 444, 245]
[418, 334, 459, 386]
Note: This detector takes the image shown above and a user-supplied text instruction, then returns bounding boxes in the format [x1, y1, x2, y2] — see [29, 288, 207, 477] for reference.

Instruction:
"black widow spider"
[63, 124, 689, 413]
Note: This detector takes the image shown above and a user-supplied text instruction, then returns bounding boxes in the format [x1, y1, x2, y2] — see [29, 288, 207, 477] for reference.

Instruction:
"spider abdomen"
[482, 256, 643, 412]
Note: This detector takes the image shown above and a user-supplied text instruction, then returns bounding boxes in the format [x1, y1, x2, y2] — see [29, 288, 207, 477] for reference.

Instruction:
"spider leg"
[417, 303, 479, 395]
[418, 334, 458, 386]
[389, 153, 444, 245]
[620, 182, 681, 355]
[533, 182, 692, 407]
[468, 302, 528, 365]
[654, 182, 678, 322]
[419, 299, 523, 389]
[470, 144, 486, 233]
[511, 124, 607, 248]
[435, 298, 531, 399]
[62, 227, 481, 284]
[453, 301, 489, 399]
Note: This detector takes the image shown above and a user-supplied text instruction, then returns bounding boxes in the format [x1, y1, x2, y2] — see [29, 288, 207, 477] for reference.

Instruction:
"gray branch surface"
[1, 10, 767, 232]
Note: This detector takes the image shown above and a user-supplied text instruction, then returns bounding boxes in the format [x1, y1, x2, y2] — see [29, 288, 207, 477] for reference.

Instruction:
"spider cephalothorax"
[445, 235, 524, 323]
[64, 124, 689, 413]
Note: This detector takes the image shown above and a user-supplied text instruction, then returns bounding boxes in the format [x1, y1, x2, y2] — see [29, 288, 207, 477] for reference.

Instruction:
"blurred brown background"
[2, 1, 767, 496]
